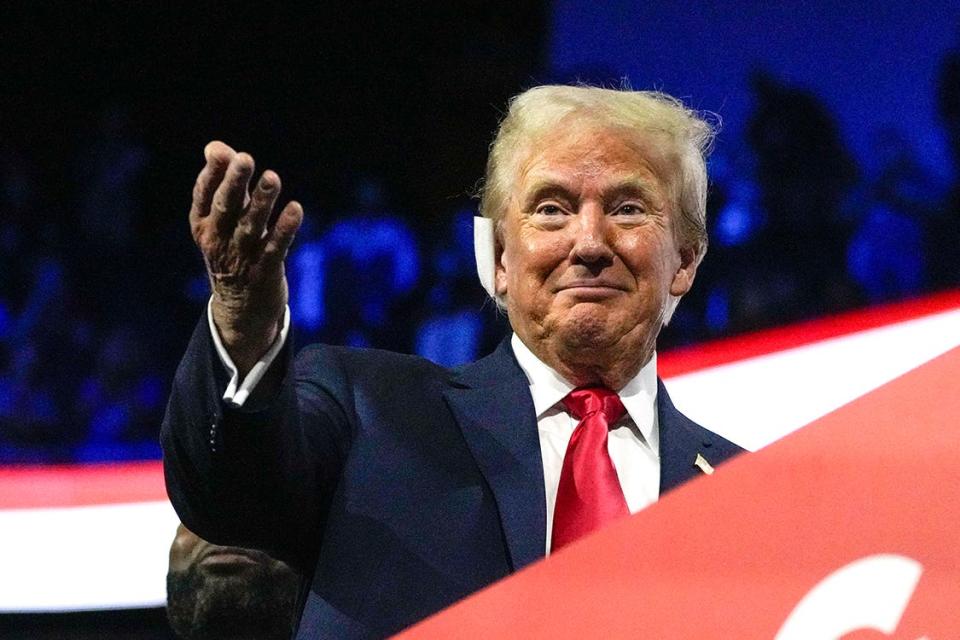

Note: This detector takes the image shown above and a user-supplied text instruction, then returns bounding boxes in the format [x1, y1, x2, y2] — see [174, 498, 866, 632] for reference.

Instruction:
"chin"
[557, 301, 661, 351]
[555, 310, 622, 351]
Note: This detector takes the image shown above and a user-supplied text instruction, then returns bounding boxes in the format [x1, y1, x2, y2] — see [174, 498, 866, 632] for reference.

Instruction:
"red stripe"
[659, 289, 960, 378]
[0, 461, 167, 509]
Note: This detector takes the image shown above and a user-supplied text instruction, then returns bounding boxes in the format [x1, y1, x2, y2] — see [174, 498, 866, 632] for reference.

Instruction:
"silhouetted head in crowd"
[167, 523, 299, 640]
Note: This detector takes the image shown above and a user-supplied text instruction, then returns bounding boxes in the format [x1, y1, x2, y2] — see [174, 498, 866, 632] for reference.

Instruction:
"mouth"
[556, 281, 627, 299]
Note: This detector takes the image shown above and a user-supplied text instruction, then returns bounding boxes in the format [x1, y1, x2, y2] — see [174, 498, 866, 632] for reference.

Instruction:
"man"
[167, 523, 299, 640]
[162, 85, 744, 639]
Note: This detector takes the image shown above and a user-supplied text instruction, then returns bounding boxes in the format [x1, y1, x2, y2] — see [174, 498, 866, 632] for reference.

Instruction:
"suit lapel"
[443, 353, 728, 568]
[443, 338, 546, 571]
[658, 378, 718, 494]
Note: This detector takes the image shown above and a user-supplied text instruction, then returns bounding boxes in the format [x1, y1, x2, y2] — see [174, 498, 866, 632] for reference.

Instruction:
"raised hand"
[189, 141, 303, 376]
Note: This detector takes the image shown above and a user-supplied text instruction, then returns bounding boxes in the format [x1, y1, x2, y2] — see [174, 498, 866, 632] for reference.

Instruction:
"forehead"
[514, 123, 676, 193]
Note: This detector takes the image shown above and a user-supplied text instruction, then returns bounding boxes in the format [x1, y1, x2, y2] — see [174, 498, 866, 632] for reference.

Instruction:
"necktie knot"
[562, 387, 625, 426]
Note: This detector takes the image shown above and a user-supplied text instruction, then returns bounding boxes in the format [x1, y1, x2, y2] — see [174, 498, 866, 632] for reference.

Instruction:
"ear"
[494, 232, 508, 297]
[669, 243, 700, 297]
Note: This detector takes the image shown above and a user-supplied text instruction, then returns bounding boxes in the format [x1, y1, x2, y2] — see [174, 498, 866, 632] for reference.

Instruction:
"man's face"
[495, 124, 697, 375]
[167, 524, 298, 640]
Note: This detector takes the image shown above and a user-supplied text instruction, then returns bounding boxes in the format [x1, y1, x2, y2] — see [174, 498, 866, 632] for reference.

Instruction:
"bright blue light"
[324, 216, 420, 294]
[715, 181, 762, 248]
[290, 242, 326, 332]
[415, 311, 483, 367]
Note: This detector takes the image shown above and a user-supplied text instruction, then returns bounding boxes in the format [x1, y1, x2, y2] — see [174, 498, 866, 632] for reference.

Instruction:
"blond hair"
[480, 85, 715, 258]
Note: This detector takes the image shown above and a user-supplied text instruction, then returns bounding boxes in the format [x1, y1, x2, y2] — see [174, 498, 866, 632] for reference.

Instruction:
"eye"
[614, 203, 645, 216]
[536, 203, 564, 216]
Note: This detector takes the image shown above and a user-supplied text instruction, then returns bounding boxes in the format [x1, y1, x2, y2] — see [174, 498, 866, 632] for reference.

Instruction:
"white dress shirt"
[208, 300, 661, 555]
[208, 298, 292, 408]
[510, 335, 661, 554]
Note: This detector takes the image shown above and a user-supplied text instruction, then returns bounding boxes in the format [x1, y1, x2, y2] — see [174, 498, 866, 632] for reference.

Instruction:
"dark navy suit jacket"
[162, 312, 744, 639]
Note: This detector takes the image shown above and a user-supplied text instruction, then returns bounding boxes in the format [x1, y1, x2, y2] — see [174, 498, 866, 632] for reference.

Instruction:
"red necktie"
[551, 387, 629, 552]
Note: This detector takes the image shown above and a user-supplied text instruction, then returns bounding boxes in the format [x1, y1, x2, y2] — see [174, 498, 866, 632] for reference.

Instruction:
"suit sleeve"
[161, 307, 354, 569]
[207, 298, 292, 408]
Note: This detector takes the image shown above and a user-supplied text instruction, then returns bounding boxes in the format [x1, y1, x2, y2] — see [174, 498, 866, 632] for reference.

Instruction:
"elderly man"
[167, 523, 299, 640]
[162, 85, 744, 639]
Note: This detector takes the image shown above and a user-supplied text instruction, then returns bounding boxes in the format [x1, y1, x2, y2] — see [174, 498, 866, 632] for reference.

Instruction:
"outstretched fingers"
[264, 201, 304, 262]
[237, 170, 282, 246]
[188, 141, 234, 229]
[210, 152, 255, 234]
[188, 141, 303, 286]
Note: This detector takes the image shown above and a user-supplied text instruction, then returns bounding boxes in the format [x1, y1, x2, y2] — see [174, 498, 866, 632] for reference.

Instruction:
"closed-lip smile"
[556, 279, 627, 292]
[555, 280, 628, 300]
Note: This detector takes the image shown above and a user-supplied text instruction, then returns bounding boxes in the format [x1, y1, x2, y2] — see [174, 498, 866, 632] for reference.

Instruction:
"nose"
[570, 206, 614, 267]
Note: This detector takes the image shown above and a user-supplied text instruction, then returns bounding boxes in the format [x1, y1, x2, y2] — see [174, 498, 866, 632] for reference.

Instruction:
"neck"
[521, 333, 656, 391]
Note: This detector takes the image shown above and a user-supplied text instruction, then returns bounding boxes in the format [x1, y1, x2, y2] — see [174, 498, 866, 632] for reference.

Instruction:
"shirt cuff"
[207, 298, 291, 408]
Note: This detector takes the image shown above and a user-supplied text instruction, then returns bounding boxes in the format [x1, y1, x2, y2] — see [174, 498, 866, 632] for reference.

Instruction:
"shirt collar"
[510, 333, 659, 447]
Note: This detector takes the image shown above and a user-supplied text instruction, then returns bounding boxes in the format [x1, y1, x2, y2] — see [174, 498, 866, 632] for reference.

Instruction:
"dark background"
[2, 1, 959, 636]
[0, 1, 547, 464]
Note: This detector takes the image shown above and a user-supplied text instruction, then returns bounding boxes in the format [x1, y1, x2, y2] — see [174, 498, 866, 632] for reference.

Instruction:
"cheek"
[505, 235, 566, 285]
[618, 234, 679, 289]
[523, 233, 568, 272]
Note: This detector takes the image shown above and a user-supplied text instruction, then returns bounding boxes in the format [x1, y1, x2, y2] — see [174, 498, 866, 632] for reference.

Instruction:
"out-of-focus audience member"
[746, 72, 860, 321]
[845, 128, 940, 303]
[316, 175, 420, 349]
[414, 204, 489, 366]
[935, 43, 960, 287]
[167, 524, 299, 640]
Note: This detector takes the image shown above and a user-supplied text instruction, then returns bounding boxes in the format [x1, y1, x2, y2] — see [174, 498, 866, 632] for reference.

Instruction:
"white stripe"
[664, 308, 960, 451]
[0, 501, 178, 612]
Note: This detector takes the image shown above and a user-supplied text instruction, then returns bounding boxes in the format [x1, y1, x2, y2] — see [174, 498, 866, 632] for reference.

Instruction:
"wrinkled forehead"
[512, 120, 680, 196]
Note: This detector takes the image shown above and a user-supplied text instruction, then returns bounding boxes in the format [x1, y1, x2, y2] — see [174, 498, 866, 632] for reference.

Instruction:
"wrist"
[210, 296, 284, 375]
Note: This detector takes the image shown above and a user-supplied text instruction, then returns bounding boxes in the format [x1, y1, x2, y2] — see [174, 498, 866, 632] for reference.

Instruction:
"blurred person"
[747, 72, 857, 238]
[73, 103, 152, 327]
[75, 103, 149, 252]
[935, 43, 960, 287]
[73, 324, 165, 461]
[414, 205, 492, 366]
[938, 41, 960, 179]
[0, 257, 77, 461]
[845, 128, 939, 303]
[746, 72, 859, 320]
[318, 176, 420, 349]
[163, 85, 744, 637]
[286, 215, 327, 341]
[167, 523, 298, 640]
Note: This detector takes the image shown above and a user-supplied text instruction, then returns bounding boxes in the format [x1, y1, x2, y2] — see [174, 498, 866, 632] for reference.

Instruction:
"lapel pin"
[694, 453, 715, 475]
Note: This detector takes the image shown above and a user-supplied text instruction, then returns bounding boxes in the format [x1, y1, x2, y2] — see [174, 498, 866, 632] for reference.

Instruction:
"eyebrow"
[601, 178, 660, 203]
[519, 174, 661, 210]
[519, 177, 577, 210]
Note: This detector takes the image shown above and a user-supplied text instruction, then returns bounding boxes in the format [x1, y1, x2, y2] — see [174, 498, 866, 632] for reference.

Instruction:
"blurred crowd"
[2, 60, 959, 464]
